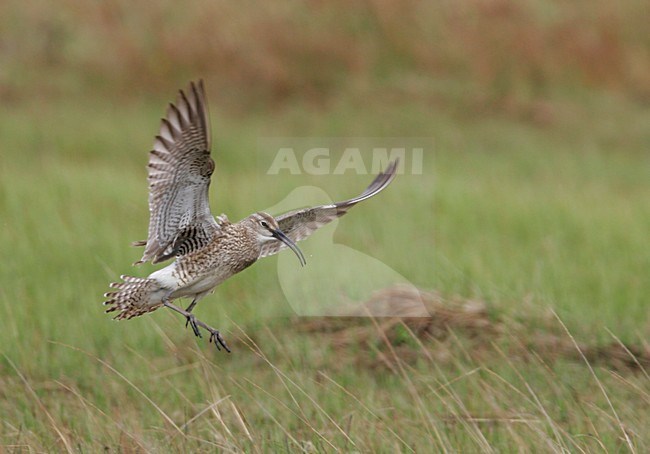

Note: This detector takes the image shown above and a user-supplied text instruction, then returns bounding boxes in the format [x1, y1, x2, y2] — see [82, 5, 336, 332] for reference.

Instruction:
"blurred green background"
[1, 0, 649, 451]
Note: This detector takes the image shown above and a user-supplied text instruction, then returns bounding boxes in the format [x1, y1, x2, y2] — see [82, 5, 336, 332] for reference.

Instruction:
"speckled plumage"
[103, 80, 398, 350]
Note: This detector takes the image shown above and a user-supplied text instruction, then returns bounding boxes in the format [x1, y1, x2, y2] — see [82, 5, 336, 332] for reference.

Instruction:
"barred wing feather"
[138, 80, 219, 264]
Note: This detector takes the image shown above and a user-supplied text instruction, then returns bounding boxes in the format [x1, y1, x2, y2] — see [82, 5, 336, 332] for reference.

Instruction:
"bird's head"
[248, 212, 306, 266]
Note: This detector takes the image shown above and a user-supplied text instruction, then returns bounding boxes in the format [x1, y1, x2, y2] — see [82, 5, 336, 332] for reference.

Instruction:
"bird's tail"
[103, 275, 164, 320]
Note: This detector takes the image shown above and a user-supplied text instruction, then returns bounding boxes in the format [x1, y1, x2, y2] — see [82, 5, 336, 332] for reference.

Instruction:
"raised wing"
[259, 160, 398, 259]
[137, 80, 219, 264]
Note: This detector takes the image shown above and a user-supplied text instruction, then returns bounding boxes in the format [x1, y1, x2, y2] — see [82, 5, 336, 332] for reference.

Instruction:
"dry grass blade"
[229, 400, 253, 442]
[552, 311, 636, 453]
[317, 371, 414, 452]
[364, 307, 457, 452]
[234, 323, 354, 450]
[489, 342, 570, 453]
[180, 396, 229, 432]
[54, 380, 146, 449]
[227, 377, 310, 453]
[605, 328, 650, 381]
[3, 354, 74, 454]
[48, 342, 184, 437]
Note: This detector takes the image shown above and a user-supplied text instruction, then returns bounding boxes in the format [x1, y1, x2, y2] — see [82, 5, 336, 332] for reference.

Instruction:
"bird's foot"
[208, 328, 231, 353]
[163, 300, 231, 353]
[185, 314, 202, 338]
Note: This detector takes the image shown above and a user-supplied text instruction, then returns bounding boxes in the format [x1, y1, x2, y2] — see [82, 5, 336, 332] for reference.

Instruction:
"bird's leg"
[186, 298, 198, 313]
[163, 301, 231, 352]
[184, 298, 201, 337]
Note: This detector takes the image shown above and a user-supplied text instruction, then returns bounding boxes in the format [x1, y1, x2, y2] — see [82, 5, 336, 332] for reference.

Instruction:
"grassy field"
[1, 88, 648, 452]
[2, 1, 650, 452]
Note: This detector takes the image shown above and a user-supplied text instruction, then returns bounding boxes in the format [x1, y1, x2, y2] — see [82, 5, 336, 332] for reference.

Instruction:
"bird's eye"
[260, 220, 269, 229]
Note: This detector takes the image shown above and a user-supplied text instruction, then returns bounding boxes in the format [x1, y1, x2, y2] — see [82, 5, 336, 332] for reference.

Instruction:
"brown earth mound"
[298, 285, 650, 372]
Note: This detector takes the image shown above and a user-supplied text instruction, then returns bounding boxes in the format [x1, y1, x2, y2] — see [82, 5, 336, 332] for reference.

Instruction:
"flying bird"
[103, 80, 398, 352]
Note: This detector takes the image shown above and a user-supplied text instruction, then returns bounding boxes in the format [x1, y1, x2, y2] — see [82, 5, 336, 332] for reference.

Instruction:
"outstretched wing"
[259, 160, 399, 258]
[137, 80, 219, 264]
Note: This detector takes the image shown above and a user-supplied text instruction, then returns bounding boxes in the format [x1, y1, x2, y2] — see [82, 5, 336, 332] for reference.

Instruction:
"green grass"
[1, 89, 649, 451]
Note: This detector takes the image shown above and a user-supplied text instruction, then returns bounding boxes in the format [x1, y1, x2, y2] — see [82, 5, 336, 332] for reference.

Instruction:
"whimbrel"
[103, 80, 398, 351]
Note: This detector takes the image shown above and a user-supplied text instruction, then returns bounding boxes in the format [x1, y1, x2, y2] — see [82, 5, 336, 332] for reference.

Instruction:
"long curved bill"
[272, 229, 306, 267]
